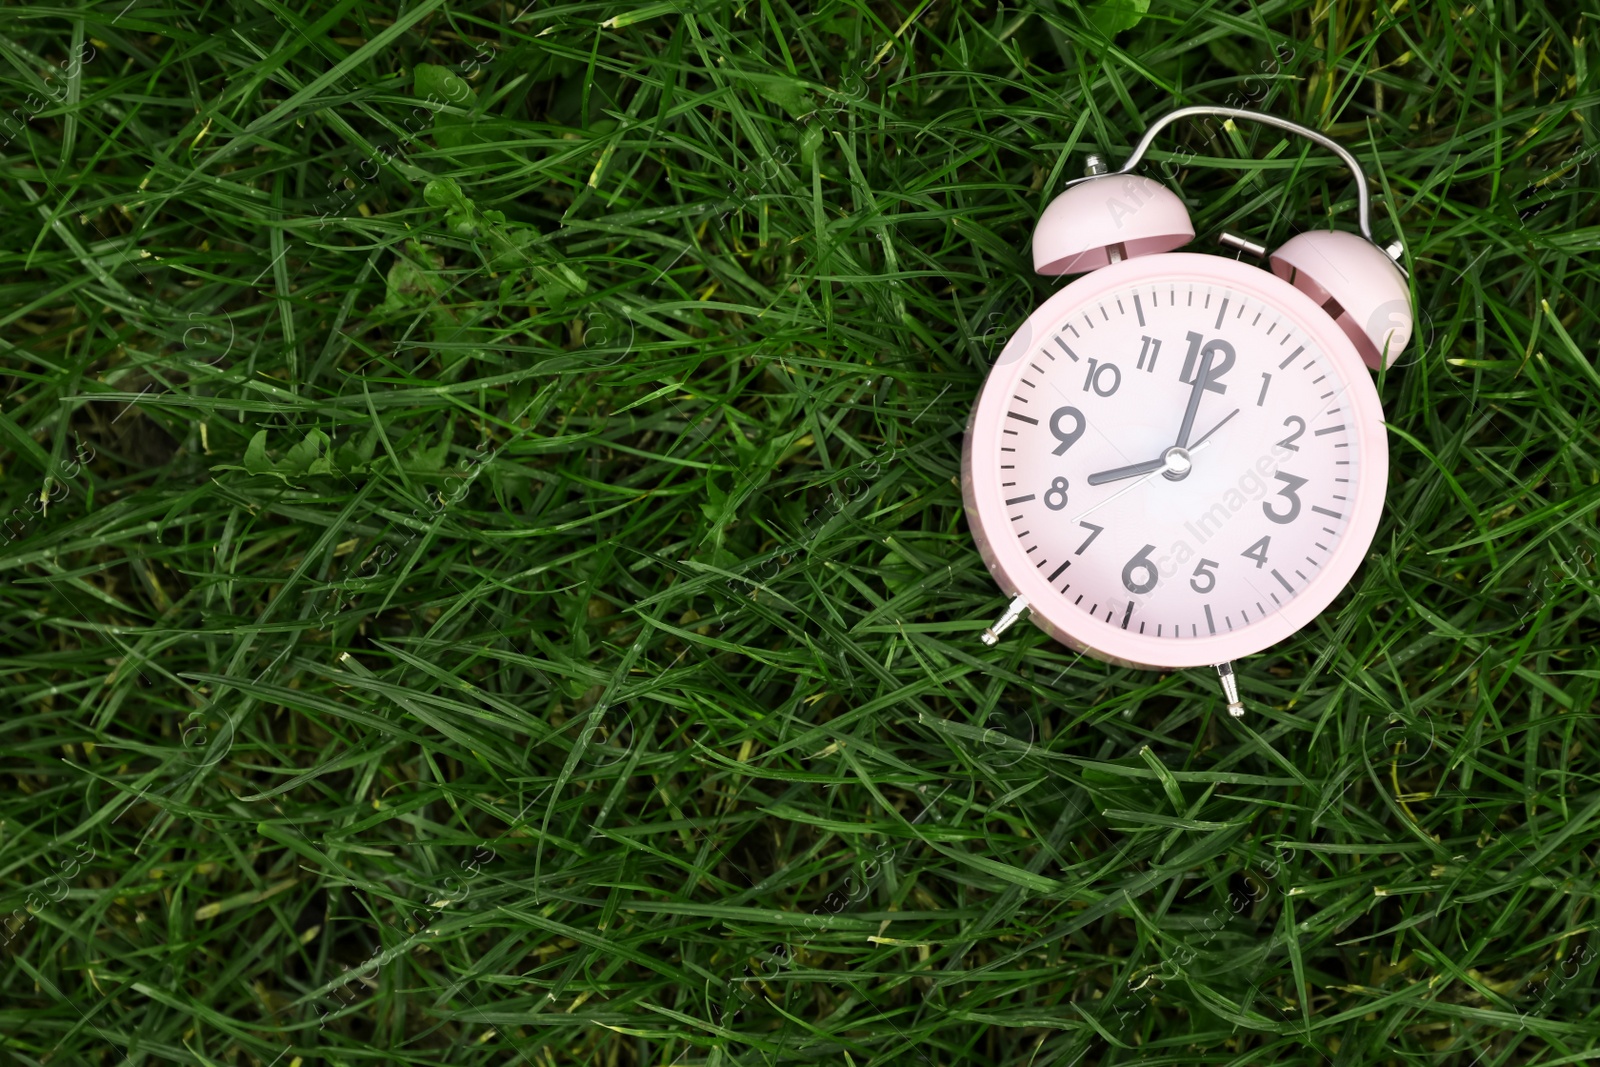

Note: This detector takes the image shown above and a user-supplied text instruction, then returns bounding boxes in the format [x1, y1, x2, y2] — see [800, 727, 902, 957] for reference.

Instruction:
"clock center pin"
[1160, 446, 1193, 481]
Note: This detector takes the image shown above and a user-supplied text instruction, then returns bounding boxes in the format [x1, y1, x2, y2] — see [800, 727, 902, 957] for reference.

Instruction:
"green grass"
[1, 0, 1598, 1063]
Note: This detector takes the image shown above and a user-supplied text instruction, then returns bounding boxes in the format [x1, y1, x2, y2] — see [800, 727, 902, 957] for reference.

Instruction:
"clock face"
[963, 253, 1388, 669]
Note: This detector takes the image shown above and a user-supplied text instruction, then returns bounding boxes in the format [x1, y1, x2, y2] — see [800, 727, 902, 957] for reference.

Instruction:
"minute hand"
[1172, 345, 1217, 449]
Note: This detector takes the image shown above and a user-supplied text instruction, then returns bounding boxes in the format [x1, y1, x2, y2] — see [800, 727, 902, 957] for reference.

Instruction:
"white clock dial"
[994, 274, 1365, 644]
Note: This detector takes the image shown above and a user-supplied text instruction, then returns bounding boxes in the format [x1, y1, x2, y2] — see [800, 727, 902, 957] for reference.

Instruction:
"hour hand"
[1086, 456, 1167, 486]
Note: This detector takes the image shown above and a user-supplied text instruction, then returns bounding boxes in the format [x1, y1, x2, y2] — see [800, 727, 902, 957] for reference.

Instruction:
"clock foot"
[1215, 661, 1246, 717]
[982, 594, 1030, 646]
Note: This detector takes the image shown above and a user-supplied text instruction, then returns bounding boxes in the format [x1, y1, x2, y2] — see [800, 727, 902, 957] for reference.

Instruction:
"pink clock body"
[961, 251, 1389, 670]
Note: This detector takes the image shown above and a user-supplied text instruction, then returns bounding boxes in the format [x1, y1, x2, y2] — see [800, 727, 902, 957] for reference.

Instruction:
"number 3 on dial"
[1264, 471, 1307, 524]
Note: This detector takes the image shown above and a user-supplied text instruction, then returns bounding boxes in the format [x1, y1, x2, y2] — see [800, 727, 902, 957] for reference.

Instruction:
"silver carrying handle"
[1068, 106, 1386, 250]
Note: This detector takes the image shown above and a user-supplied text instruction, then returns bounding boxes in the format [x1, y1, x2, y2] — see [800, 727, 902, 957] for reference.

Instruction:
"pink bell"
[1033, 174, 1194, 275]
[1269, 230, 1412, 369]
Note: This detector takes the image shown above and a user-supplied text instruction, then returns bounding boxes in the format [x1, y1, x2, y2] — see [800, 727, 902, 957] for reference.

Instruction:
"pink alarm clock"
[963, 107, 1413, 715]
